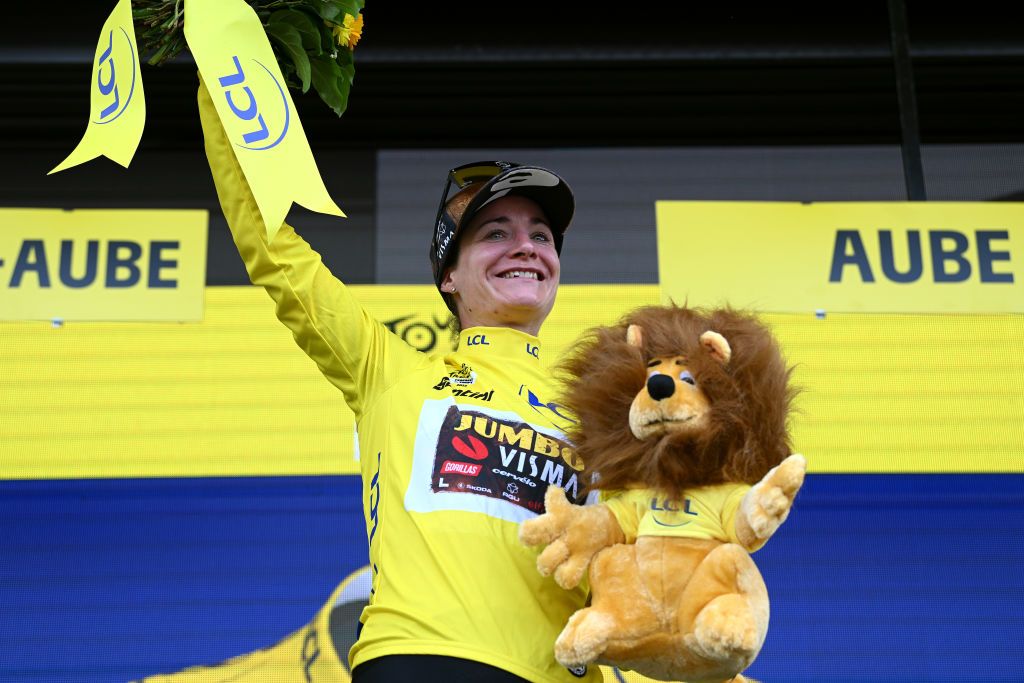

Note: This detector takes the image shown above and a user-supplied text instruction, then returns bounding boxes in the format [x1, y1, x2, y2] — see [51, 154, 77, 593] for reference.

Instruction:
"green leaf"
[316, 0, 362, 22]
[335, 0, 363, 18]
[293, 6, 336, 53]
[310, 54, 352, 117]
[268, 9, 322, 54]
[335, 48, 355, 85]
[266, 22, 312, 93]
[278, 59, 298, 90]
[315, 18, 335, 53]
[313, 1, 343, 22]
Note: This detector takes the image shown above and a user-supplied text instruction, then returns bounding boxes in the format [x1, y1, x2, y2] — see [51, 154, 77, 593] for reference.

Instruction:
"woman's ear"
[440, 271, 457, 294]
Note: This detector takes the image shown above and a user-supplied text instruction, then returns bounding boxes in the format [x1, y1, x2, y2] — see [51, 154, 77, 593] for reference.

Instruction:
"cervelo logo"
[92, 28, 137, 124]
[217, 55, 290, 150]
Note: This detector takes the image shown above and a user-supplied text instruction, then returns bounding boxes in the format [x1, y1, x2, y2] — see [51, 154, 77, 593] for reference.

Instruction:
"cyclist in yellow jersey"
[143, 78, 605, 683]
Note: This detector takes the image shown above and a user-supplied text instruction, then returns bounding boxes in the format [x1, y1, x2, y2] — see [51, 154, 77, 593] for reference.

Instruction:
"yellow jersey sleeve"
[197, 77, 425, 418]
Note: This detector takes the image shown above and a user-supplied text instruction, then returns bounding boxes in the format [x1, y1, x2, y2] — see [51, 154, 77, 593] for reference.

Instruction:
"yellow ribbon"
[50, 0, 145, 174]
[184, 0, 345, 240]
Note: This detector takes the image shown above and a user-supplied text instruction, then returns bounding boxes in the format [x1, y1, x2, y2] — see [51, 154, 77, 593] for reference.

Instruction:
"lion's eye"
[680, 371, 696, 386]
[646, 360, 659, 368]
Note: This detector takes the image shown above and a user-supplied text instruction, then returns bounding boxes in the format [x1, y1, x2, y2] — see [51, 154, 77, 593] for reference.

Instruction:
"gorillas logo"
[92, 27, 137, 124]
[217, 55, 291, 151]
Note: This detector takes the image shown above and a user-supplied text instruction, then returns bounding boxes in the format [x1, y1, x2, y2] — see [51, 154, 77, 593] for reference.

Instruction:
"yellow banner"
[0, 285, 656, 480]
[3, 284, 1022, 480]
[0, 208, 207, 321]
[657, 201, 1023, 313]
[184, 0, 344, 240]
[50, 0, 145, 174]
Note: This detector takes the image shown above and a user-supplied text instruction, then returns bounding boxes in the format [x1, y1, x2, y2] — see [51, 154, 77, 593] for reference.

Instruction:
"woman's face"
[441, 194, 561, 336]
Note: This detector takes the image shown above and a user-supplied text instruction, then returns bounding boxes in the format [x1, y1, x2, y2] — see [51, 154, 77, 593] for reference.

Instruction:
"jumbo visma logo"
[92, 27, 137, 125]
[217, 55, 291, 151]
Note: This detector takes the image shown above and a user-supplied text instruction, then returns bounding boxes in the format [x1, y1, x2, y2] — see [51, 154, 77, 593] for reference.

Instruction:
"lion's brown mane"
[558, 305, 797, 498]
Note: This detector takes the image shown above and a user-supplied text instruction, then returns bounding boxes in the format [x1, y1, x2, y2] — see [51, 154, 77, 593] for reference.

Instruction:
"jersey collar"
[458, 326, 543, 365]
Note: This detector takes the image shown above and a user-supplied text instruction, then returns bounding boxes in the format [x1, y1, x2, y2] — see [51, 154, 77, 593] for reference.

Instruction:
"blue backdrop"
[2, 474, 1022, 683]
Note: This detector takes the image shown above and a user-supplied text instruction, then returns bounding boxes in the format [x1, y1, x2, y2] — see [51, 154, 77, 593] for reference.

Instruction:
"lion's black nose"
[646, 374, 675, 401]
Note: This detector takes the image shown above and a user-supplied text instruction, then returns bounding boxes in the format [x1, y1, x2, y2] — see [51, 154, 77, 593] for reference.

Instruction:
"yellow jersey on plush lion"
[520, 305, 807, 683]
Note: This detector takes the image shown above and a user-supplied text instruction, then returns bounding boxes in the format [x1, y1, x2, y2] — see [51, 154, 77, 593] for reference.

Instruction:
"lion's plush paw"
[555, 610, 614, 667]
[690, 594, 761, 663]
[742, 454, 806, 540]
[520, 487, 625, 589]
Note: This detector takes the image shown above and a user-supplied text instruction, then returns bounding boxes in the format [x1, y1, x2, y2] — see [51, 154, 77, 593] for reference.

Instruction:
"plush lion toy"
[520, 305, 806, 683]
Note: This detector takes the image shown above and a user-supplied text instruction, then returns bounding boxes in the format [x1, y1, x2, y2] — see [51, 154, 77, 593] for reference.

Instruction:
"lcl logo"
[217, 56, 291, 150]
[93, 28, 137, 124]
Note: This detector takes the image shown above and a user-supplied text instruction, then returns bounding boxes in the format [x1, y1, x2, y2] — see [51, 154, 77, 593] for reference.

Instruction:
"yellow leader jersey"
[199, 84, 601, 683]
[603, 483, 755, 546]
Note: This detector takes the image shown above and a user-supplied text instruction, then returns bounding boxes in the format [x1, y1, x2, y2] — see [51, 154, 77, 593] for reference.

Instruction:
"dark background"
[4, 2, 1024, 284]
[4, 2, 1024, 151]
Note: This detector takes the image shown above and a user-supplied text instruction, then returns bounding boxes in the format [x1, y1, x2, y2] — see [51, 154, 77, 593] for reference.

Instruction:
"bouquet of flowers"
[132, 0, 364, 116]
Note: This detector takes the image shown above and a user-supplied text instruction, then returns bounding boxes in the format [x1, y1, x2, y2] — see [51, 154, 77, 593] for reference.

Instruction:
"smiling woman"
[151, 84, 602, 683]
[430, 161, 575, 337]
[441, 194, 560, 334]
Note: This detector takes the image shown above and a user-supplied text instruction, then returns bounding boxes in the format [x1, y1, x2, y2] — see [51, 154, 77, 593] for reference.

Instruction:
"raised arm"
[197, 76, 423, 415]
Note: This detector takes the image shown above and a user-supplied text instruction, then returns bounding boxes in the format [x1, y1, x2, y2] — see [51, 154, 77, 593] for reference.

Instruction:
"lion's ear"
[700, 330, 732, 366]
[626, 324, 644, 349]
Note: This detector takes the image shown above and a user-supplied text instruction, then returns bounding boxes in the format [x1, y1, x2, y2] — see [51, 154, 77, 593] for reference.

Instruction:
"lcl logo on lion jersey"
[404, 401, 589, 522]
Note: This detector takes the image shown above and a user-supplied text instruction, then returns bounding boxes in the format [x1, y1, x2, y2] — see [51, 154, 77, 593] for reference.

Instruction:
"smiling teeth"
[501, 271, 539, 280]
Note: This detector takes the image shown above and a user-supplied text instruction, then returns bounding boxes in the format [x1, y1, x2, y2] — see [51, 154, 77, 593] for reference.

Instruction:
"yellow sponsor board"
[0, 208, 207, 321]
[656, 201, 1023, 313]
[1, 284, 1021, 479]
[0, 285, 656, 480]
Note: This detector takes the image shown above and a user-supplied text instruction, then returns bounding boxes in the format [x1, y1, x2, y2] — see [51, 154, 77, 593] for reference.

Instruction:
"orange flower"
[331, 12, 364, 50]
